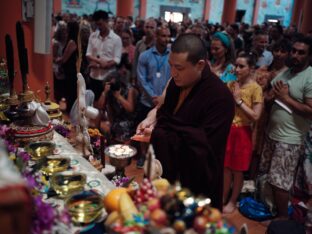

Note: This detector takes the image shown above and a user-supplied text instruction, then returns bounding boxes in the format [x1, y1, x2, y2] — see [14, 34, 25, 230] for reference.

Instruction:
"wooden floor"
[124, 158, 267, 234]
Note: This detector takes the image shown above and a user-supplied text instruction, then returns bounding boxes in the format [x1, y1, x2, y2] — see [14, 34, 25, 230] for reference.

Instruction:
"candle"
[16, 21, 29, 92]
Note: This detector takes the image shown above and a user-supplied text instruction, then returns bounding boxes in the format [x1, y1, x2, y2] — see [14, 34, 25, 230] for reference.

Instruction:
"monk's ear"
[196, 59, 206, 72]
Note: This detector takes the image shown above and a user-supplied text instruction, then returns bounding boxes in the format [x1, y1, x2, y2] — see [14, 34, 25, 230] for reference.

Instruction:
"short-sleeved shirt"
[86, 30, 122, 81]
[137, 46, 171, 107]
[228, 81, 263, 126]
[256, 50, 273, 67]
[267, 67, 312, 144]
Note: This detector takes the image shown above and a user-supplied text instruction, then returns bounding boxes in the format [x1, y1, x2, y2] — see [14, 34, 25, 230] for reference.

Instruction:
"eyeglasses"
[291, 48, 306, 55]
[122, 37, 130, 39]
[145, 26, 155, 29]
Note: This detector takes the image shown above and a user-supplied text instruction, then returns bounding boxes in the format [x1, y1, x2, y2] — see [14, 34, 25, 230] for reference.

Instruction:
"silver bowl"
[104, 144, 137, 174]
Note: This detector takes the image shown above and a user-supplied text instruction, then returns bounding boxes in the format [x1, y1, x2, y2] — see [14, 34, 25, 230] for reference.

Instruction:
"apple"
[173, 220, 186, 233]
[206, 207, 222, 222]
[150, 208, 168, 227]
[193, 216, 208, 234]
[147, 198, 161, 212]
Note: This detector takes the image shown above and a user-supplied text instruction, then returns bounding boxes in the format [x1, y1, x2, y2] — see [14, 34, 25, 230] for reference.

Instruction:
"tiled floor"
[124, 158, 267, 234]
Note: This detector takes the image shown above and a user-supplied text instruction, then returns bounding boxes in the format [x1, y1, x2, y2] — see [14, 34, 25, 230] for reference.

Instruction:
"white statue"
[74, 73, 99, 157]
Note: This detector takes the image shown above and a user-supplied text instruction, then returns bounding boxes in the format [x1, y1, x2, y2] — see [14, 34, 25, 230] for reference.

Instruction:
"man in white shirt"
[86, 10, 122, 101]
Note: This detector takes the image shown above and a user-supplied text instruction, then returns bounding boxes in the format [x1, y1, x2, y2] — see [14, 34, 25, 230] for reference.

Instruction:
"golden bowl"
[40, 157, 70, 176]
[65, 191, 103, 224]
[0, 102, 8, 112]
[50, 172, 86, 198]
[25, 141, 56, 160]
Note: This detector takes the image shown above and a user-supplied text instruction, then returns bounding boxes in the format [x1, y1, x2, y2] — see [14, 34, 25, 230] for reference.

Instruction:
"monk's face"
[169, 52, 205, 88]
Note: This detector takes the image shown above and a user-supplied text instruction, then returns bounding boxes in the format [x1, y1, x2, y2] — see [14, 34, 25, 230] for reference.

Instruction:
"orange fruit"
[103, 188, 128, 212]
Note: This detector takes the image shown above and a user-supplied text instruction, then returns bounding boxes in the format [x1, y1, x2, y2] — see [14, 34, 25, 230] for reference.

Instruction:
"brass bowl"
[0, 102, 8, 112]
[65, 191, 103, 224]
[40, 157, 70, 176]
[50, 172, 86, 198]
[105, 144, 137, 170]
[25, 141, 55, 160]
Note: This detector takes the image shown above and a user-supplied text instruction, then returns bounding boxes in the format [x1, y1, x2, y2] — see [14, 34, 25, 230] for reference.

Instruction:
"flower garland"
[0, 124, 70, 234]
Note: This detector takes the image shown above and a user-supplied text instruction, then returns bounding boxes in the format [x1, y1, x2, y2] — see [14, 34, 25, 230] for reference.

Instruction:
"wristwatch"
[236, 99, 243, 106]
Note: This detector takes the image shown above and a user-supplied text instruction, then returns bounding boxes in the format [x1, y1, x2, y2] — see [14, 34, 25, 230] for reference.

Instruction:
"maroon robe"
[151, 66, 235, 210]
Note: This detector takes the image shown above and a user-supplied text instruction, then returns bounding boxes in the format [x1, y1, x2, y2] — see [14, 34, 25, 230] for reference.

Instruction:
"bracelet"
[236, 99, 243, 106]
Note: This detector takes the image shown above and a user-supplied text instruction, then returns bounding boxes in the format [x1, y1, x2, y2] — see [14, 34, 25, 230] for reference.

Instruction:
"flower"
[53, 124, 70, 138]
[88, 128, 102, 137]
[17, 150, 31, 162]
[32, 195, 55, 234]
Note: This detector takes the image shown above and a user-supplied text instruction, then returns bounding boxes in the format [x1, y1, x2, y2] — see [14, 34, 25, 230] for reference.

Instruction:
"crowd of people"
[52, 10, 312, 233]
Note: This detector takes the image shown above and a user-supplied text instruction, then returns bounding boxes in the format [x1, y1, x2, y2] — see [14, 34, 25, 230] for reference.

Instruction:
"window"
[164, 11, 183, 23]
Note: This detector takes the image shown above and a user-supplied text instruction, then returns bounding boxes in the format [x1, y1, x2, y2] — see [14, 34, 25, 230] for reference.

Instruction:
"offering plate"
[11, 121, 54, 146]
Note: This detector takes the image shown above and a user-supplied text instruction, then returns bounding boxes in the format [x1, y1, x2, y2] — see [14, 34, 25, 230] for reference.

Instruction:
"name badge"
[156, 72, 161, 78]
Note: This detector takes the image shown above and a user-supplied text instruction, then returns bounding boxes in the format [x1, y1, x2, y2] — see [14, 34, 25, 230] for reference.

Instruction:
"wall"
[61, 0, 294, 26]
[256, 0, 293, 26]
[0, 0, 53, 101]
[236, 0, 255, 24]
[145, 0, 205, 21]
[62, 0, 117, 16]
[209, 0, 224, 23]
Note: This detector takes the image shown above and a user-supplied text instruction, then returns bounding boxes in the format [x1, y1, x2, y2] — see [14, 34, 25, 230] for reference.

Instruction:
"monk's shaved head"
[171, 33, 207, 64]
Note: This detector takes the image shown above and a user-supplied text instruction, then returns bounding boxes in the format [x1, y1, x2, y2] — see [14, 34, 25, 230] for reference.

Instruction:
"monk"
[136, 34, 235, 210]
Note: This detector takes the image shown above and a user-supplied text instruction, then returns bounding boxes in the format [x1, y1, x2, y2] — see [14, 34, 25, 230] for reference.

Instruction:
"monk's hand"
[136, 117, 155, 135]
[152, 96, 161, 106]
[273, 80, 289, 102]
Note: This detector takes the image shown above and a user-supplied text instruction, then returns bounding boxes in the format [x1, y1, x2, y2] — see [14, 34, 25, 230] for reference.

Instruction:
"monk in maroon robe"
[137, 34, 235, 210]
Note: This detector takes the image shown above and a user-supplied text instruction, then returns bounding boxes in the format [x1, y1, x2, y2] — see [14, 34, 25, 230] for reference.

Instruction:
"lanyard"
[153, 52, 168, 72]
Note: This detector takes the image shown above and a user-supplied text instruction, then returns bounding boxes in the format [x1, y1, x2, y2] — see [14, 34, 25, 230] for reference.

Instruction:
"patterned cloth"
[291, 127, 312, 231]
[259, 136, 304, 191]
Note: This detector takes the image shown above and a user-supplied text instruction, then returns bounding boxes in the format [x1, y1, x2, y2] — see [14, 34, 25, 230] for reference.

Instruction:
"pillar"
[300, 0, 312, 34]
[53, 0, 62, 14]
[203, 0, 211, 21]
[0, 0, 55, 101]
[221, 0, 237, 25]
[116, 0, 134, 17]
[252, 0, 260, 25]
[291, 0, 304, 28]
[139, 0, 147, 19]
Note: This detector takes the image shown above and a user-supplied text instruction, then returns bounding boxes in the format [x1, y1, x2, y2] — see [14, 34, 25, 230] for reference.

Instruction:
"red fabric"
[224, 125, 252, 171]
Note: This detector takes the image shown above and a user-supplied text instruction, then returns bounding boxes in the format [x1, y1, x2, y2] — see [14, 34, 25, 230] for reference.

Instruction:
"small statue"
[44, 82, 51, 104]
